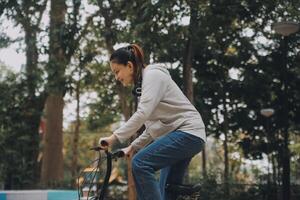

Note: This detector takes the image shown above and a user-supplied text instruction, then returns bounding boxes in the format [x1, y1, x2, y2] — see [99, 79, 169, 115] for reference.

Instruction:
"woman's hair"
[110, 44, 145, 84]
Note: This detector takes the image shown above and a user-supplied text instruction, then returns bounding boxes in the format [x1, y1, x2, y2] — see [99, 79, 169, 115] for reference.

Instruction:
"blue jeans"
[132, 130, 205, 200]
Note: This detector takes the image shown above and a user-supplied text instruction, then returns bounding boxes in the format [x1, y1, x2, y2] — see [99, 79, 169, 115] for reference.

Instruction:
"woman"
[99, 44, 206, 200]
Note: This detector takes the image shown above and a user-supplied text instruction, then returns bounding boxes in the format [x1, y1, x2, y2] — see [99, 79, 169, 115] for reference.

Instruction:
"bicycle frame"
[97, 149, 112, 200]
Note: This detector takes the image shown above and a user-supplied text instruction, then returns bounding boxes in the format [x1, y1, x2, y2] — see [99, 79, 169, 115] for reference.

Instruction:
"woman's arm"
[131, 130, 153, 150]
[113, 69, 169, 143]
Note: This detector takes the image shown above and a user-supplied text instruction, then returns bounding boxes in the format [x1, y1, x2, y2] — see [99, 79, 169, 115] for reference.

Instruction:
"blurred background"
[0, 0, 299, 200]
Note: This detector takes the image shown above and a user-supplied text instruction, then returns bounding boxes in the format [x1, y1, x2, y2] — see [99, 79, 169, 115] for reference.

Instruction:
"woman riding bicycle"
[99, 44, 206, 200]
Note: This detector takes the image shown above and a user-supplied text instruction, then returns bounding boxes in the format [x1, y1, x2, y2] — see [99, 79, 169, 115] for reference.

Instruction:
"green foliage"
[187, 0, 300, 163]
[0, 68, 43, 189]
[125, 0, 189, 63]
[84, 62, 123, 130]
[64, 129, 105, 174]
[290, 133, 300, 183]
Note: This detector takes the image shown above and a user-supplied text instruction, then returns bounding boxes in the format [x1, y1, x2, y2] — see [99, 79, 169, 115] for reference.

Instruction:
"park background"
[0, 0, 299, 200]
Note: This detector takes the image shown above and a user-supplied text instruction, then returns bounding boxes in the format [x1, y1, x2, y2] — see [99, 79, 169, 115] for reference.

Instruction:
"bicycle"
[77, 144, 202, 200]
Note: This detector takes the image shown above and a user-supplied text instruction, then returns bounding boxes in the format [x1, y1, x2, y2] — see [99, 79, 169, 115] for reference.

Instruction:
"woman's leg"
[131, 131, 204, 200]
[159, 157, 192, 200]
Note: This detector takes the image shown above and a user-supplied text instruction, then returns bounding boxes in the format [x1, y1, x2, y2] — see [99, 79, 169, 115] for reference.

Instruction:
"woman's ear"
[127, 61, 134, 72]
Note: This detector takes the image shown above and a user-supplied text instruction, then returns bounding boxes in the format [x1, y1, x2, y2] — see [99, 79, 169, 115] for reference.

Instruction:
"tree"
[41, 0, 100, 184]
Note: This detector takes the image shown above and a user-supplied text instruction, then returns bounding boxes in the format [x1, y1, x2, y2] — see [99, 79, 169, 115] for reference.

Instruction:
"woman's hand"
[99, 134, 118, 149]
[121, 145, 135, 157]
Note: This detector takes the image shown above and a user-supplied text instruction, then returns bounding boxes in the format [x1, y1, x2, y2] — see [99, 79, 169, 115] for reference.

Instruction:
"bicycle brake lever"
[112, 150, 125, 159]
[90, 146, 103, 151]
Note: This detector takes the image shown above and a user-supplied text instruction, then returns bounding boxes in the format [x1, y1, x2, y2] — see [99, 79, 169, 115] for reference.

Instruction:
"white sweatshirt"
[113, 63, 206, 150]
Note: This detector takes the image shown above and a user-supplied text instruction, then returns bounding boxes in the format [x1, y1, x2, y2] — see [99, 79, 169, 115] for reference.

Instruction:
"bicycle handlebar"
[90, 146, 125, 159]
[89, 146, 104, 151]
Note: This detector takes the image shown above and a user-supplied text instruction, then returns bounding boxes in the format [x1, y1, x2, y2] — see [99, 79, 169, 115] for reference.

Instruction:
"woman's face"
[110, 61, 134, 86]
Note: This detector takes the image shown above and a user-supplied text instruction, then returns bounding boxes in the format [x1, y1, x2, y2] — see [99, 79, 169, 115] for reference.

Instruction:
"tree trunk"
[183, 0, 197, 104]
[282, 129, 290, 200]
[126, 115, 137, 200]
[281, 36, 290, 200]
[41, 94, 64, 183]
[223, 128, 229, 195]
[222, 90, 230, 196]
[24, 28, 40, 185]
[126, 153, 137, 200]
[201, 147, 207, 177]
[24, 29, 38, 99]
[271, 154, 278, 200]
[184, 0, 207, 180]
[41, 0, 67, 184]
[116, 83, 132, 120]
[71, 77, 81, 183]
[183, 37, 194, 103]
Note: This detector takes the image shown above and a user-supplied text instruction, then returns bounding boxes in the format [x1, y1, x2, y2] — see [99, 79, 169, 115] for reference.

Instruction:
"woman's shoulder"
[145, 63, 167, 70]
[144, 63, 170, 77]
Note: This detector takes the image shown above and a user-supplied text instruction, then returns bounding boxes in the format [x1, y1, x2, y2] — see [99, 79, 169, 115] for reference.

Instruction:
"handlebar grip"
[100, 140, 109, 147]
